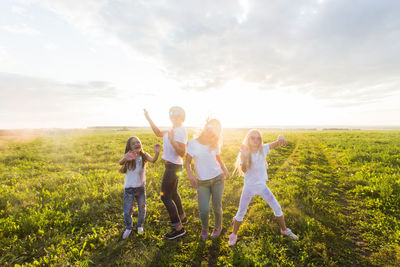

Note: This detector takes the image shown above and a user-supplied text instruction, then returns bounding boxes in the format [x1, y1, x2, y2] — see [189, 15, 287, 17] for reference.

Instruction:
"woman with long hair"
[185, 119, 229, 241]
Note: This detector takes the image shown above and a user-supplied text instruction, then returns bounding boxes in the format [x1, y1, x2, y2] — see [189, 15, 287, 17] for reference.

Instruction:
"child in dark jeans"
[144, 107, 188, 239]
[119, 136, 160, 239]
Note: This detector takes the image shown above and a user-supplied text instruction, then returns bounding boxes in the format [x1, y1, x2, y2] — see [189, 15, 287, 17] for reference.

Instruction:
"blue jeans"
[124, 187, 146, 230]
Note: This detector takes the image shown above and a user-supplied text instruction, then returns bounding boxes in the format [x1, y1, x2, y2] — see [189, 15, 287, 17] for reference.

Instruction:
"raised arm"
[269, 135, 287, 150]
[144, 109, 166, 137]
[216, 154, 230, 180]
[145, 144, 161, 163]
[185, 154, 198, 188]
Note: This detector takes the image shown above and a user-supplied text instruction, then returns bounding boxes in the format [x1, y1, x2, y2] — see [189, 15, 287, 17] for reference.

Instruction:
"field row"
[0, 130, 399, 266]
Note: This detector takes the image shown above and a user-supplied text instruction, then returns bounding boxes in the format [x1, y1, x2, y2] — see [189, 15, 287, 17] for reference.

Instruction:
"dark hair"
[119, 136, 147, 173]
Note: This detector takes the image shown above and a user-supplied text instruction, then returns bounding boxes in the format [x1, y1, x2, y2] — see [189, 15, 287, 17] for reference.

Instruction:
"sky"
[0, 0, 400, 129]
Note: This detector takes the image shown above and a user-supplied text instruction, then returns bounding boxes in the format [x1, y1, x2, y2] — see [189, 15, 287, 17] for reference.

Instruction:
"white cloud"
[0, 72, 117, 114]
[0, 24, 40, 35]
[0, 46, 9, 62]
[44, 43, 57, 50]
[11, 6, 28, 16]
[22, 0, 399, 105]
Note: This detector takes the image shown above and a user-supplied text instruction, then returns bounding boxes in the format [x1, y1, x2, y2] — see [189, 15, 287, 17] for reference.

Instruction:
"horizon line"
[1, 125, 400, 131]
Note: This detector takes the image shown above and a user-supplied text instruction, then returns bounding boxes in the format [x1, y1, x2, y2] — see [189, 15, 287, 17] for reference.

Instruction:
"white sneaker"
[137, 227, 144, 234]
[122, 229, 132, 239]
[228, 233, 238, 246]
[281, 228, 298, 240]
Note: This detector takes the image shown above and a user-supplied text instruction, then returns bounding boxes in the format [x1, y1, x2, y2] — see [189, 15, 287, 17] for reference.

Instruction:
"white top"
[187, 139, 222, 180]
[124, 157, 145, 188]
[243, 144, 270, 186]
[162, 126, 188, 165]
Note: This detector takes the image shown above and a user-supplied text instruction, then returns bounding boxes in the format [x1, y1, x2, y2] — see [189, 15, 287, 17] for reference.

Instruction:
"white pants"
[234, 183, 283, 221]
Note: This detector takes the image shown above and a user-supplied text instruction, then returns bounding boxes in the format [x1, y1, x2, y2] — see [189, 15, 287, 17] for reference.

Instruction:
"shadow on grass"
[188, 235, 223, 267]
[88, 235, 130, 266]
[230, 240, 257, 266]
[146, 237, 184, 267]
[208, 237, 222, 266]
[187, 239, 206, 267]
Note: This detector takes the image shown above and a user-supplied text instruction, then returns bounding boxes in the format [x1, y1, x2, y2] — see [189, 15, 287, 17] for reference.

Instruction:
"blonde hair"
[234, 129, 264, 176]
[196, 118, 222, 150]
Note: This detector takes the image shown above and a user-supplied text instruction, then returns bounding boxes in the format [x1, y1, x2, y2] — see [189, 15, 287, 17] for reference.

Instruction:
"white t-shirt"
[187, 139, 222, 180]
[162, 126, 188, 165]
[124, 156, 145, 188]
[243, 144, 270, 186]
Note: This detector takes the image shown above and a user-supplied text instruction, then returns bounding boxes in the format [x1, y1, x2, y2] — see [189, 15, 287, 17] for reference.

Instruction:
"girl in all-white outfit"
[228, 130, 298, 246]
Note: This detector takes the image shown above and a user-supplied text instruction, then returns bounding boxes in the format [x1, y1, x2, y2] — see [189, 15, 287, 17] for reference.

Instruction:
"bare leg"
[258, 185, 286, 232]
[275, 215, 287, 232]
[232, 218, 242, 235]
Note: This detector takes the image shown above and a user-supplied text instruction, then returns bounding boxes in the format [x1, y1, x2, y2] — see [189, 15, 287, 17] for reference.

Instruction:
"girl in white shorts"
[228, 129, 298, 246]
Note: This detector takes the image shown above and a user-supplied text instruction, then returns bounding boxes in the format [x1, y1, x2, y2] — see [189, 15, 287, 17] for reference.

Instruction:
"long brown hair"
[234, 129, 264, 176]
[196, 119, 222, 150]
[119, 136, 147, 173]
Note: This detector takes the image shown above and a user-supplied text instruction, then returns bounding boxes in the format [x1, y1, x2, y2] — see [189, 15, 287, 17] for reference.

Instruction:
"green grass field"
[1, 129, 399, 266]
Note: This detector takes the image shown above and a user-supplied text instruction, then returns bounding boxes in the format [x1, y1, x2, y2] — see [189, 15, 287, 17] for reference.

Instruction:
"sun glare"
[182, 79, 329, 128]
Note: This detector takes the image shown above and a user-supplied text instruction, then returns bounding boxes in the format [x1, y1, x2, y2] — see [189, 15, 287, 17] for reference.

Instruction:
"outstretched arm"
[269, 135, 287, 150]
[145, 144, 161, 163]
[144, 109, 166, 137]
